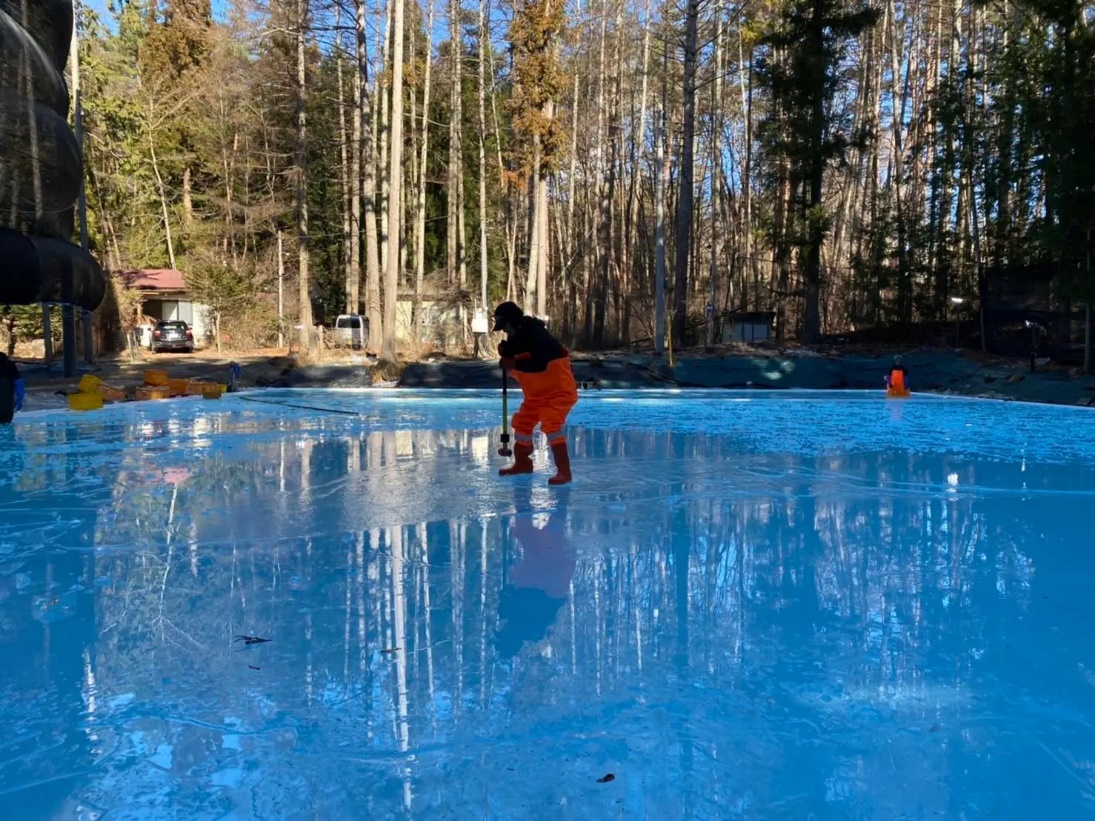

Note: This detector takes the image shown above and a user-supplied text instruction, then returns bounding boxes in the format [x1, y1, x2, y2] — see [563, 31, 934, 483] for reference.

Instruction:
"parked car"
[332, 314, 368, 349]
[151, 320, 194, 353]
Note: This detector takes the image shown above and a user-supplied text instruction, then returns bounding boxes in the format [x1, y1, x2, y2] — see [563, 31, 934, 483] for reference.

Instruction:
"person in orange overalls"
[494, 302, 579, 485]
[884, 354, 908, 392]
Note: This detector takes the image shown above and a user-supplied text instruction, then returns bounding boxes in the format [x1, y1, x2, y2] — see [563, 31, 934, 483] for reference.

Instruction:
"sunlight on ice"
[0, 390, 1093, 818]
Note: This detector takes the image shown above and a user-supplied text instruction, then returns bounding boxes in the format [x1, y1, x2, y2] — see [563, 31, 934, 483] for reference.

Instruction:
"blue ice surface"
[0, 388, 1093, 819]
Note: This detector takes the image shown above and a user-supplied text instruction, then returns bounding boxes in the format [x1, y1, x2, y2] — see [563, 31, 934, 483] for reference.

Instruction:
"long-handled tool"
[498, 368, 513, 457]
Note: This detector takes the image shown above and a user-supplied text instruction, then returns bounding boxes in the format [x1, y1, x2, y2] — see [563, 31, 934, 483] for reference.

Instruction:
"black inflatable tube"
[0, 227, 42, 304]
[0, 233, 105, 309]
[0, 9, 69, 114]
[0, 0, 71, 73]
[0, 90, 83, 216]
[0, 0, 105, 312]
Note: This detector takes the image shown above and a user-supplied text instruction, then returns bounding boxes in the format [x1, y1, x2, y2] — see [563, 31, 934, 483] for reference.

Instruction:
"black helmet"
[492, 301, 524, 332]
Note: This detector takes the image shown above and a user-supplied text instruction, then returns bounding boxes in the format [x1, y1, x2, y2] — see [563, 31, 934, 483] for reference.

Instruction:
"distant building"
[396, 292, 471, 352]
[116, 269, 211, 348]
[721, 311, 776, 344]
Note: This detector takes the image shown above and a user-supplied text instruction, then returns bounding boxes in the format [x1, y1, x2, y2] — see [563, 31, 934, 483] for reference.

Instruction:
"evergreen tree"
[757, 0, 879, 343]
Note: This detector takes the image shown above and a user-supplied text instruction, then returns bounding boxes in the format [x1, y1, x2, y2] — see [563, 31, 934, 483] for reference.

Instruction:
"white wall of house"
[144, 298, 212, 345]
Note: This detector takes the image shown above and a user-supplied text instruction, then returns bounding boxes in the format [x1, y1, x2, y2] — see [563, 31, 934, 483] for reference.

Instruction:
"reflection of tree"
[0, 520, 97, 819]
[4, 409, 1077, 815]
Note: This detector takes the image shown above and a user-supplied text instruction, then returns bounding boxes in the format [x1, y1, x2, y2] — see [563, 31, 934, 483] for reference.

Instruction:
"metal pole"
[1086, 230, 1092, 374]
[1086, 302, 1091, 375]
[277, 229, 285, 349]
[63, 4, 86, 376]
[42, 305, 53, 363]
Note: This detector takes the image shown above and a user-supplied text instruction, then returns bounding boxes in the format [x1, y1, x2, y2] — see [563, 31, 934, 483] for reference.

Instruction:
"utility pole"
[63, 4, 83, 376]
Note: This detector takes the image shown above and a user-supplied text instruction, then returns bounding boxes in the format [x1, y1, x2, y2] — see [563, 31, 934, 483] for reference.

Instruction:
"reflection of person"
[494, 302, 579, 485]
[884, 355, 908, 392]
[495, 490, 577, 659]
[0, 352, 25, 424]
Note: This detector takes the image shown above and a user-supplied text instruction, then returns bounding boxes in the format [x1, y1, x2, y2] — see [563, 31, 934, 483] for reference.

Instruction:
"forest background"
[6, 0, 1095, 364]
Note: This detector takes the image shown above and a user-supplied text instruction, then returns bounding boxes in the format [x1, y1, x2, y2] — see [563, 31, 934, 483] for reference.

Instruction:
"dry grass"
[371, 359, 406, 383]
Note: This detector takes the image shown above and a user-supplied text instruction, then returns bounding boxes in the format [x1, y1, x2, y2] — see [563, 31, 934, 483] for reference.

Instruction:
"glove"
[500, 356, 516, 372]
[13, 378, 25, 412]
[498, 340, 512, 357]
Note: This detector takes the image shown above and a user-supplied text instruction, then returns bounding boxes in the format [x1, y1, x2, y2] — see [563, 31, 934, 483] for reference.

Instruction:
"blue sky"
[82, 0, 233, 28]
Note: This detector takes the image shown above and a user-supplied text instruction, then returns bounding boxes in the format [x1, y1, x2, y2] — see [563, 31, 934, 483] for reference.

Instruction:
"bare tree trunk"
[448, 0, 464, 288]
[707, 0, 723, 348]
[149, 134, 177, 270]
[587, 8, 609, 341]
[378, 0, 393, 274]
[740, 33, 755, 311]
[349, 57, 361, 317]
[358, 0, 382, 342]
[477, 0, 490, 311]
[592, 7, 618, 346]
[887, 0, 910, 323]
[535, 134, 550, 318]
[382, 0, 406, 362]
[337, 15, 355, 313]
[527, 140, 542, 309]
[653, 42, 667, 355]
[415, 0, 435, 332]
[182, 166, 193, 230]
[487, 43, 517, 304]
[623, 0, 652, 345]
[673, 0, 699, 345]
[296, 0, 313, 351]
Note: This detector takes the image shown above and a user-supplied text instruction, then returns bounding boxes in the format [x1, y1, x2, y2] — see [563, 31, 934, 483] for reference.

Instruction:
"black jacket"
[499, 318, 566, 374]
[0, 356, 18, 383]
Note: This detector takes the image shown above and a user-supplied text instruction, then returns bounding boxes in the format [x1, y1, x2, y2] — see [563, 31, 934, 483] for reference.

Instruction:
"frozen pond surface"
[1, 389, 1094, 819]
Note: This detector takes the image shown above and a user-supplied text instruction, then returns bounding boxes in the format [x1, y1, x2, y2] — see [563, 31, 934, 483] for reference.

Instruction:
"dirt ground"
[17, 349, 286, 392]
[17, 344, 383, 387]
[12, 342, 1095, 410]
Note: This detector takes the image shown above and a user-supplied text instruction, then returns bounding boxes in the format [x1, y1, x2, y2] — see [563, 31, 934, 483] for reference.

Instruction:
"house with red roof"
[115, 269, 211, 348]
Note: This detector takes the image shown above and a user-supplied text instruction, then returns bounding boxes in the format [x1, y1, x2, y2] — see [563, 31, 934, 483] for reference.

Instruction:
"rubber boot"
[499, 442, 534, 476]
[548, 441, 572, 486]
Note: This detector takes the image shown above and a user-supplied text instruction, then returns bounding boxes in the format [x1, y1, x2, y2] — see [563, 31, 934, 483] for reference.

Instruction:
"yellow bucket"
[144, 370, 169, 386]
[77, 374, 101, 393]
[68, 392, 104, 411]
[136, 386, 171, 401]
[96, 384, 126, 402]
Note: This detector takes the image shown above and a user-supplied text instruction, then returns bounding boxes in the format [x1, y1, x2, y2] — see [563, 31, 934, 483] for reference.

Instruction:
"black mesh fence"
[978, 263, 1083, 359]
[0, 0, 104, 310]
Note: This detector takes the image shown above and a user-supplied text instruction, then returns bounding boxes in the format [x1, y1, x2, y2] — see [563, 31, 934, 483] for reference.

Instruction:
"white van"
[333, 314, 368, 349]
